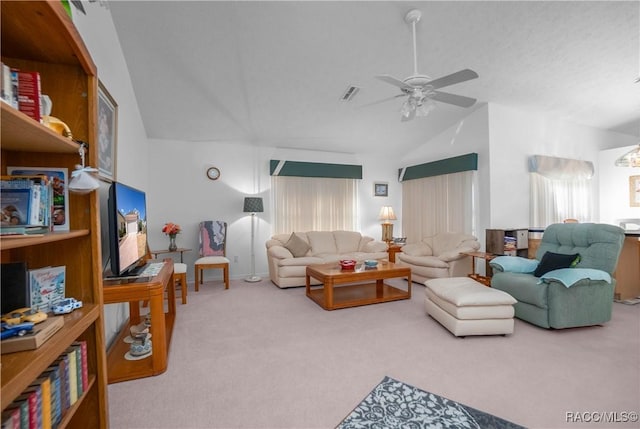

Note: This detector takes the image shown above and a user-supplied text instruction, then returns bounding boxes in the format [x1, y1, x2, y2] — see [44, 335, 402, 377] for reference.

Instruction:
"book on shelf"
[28, 266, 65, 313]
[1, 175, 53, 231]
[7, 167, 68, 232]
[65, 347, 78, 405]
[73, 340, 89, 393]
[29, 376, 51, 429]
[0, 261, 29, 315]
[1, 63, 19, 109]
[41, 366, 62, 427]
[16, 70, 41, 123]
[2, 399, 27, 429]
[1, 407, 20, 429]
[52, 355, 70, 412]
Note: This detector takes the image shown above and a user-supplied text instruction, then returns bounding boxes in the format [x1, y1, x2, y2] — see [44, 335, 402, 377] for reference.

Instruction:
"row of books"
[1, 341, 89, 429]
[1, 63, 42, 122]
[1, 262, 65, 315]
[1, 176, 55, 236]
[1, 167, 70, 233]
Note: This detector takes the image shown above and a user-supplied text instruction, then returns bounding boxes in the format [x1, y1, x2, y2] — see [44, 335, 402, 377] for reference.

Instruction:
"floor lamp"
[243, 197, 264, 282]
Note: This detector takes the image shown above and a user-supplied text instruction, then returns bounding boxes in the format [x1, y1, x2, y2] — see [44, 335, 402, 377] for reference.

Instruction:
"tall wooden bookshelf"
[1, 2, 108, 428]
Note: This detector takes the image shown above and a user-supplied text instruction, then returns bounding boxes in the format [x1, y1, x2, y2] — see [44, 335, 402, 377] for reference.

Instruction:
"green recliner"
[491, 223, 624, 329]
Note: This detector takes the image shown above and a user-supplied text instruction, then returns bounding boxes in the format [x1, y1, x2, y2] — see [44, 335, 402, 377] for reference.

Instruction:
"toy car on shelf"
[1, 321, 35, 340]
[1, 307, 48, 325]
[52, 298, 83, 315]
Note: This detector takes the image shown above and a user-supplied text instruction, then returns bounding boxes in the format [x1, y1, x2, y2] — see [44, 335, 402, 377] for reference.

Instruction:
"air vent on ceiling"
[340, 85, 360, 102]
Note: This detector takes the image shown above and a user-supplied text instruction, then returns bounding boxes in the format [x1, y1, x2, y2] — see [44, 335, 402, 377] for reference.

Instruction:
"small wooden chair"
[194, 221, 230, 290]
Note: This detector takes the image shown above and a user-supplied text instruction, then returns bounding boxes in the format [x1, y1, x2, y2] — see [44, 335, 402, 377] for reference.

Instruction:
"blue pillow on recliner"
[533, 251, 581, 277]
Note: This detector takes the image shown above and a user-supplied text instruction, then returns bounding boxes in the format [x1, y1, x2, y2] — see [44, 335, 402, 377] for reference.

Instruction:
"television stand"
[103, 259, 175, 383]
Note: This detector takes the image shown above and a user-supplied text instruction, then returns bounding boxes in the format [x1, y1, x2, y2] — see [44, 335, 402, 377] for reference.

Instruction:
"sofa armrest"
[363, 240, 388, 253]
[267, 245, 294, 259]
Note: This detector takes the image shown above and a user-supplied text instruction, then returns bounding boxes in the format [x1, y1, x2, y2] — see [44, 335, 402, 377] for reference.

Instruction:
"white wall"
[71, 3, 150, 346]
[487, 103, 634, 229]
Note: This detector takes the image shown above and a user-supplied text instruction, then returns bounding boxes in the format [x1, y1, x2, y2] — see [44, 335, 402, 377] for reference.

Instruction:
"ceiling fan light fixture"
[614, 144, 640, 167]
[415, 99, 436, 117]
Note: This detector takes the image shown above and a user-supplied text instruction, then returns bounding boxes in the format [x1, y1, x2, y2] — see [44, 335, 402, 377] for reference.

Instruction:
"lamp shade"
[243, 197, 264, 213]
[378, 206, 397, 222]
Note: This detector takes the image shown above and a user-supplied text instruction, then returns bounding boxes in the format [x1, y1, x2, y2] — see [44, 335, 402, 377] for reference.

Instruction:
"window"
[401, 170, 476, 241]
[271, 176, 358, 234]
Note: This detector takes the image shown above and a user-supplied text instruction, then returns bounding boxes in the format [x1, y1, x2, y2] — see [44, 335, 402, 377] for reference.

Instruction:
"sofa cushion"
[334, 230, 362, 253]
[398, 254, 448, 268]
[533, 251, 580, 277]
[284, 233, 311, 257]
[400, 243, 433, 257]
[306, 231, 337, 256]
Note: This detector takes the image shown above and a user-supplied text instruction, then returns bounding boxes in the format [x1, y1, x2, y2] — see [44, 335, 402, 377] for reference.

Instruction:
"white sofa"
[265, 231, 389, 288]
[395, 232, 481, 284]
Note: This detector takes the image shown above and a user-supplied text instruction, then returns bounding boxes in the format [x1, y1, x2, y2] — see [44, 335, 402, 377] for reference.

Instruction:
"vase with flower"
[162, 222, 181, 251]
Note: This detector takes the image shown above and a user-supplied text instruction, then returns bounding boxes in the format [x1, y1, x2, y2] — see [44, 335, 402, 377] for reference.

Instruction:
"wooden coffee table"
[305, 261, 411, 310]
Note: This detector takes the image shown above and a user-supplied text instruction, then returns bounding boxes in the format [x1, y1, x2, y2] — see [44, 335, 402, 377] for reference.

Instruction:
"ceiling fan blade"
[376, 75, 414, 91]
[431, 91, 477, 108]
[426, 69, 479, 90]
[357, 94, 406, 109]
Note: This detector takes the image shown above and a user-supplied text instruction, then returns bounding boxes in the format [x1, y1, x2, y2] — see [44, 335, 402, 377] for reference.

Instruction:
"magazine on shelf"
[29, 265, 65, 313]
[8, 167, 68, 231]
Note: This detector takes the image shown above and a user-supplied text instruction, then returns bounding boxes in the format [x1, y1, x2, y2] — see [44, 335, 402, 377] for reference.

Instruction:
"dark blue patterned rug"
[337, 376, 525, 429]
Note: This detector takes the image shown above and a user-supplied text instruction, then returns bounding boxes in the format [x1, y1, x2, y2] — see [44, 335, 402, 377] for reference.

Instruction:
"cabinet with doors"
[1, 2, 108, 427]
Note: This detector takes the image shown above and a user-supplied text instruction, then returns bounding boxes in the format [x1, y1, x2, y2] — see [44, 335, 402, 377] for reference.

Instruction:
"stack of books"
[1, 341, 89, 429]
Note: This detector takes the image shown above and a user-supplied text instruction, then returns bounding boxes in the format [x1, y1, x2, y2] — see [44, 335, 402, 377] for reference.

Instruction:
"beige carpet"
[107, 278, 640, 429]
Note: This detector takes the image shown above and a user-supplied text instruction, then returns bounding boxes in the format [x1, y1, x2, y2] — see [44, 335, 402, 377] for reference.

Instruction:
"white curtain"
[271, 176, 358, 234]
[529, 155, 594, 227]
[530, 174, 592, 227]
[401, 171, 475, 243]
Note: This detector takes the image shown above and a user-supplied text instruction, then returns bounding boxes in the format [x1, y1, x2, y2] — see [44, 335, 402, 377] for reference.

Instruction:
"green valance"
[270, 160, 362, 179]
[399, 153, 478, 181]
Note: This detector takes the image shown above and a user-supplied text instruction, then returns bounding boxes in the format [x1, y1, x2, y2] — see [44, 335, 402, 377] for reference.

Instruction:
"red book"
[16, 70, 41, 122]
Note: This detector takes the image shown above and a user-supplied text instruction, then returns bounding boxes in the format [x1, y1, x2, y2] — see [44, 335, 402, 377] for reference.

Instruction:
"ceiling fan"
[375, 9, 479, 122]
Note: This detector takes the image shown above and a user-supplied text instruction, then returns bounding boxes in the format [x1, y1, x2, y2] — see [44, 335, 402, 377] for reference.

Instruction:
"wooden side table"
[387, 244, 403, 263]
[461, 251, 496, 287]
[150, 247, 192, 263]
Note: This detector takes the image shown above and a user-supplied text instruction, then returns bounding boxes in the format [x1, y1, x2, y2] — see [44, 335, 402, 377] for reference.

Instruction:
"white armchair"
[395, 232, 480, 283]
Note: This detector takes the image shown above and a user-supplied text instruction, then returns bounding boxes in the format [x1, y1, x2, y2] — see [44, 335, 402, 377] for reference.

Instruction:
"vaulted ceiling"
[109, 1, 640, 154]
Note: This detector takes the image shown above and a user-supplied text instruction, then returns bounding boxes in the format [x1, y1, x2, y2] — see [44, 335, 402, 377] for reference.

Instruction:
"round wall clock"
[206, 167, 220, 181]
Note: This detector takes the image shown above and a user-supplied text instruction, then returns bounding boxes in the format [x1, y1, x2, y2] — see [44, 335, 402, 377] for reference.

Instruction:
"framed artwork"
[97, 81, 118, 181]
[630, 175, 640, 207]
[374, 182, 388, 197]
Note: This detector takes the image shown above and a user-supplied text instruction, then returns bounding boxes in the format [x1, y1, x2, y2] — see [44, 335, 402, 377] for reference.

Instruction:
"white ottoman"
[425, 277, 517, 337]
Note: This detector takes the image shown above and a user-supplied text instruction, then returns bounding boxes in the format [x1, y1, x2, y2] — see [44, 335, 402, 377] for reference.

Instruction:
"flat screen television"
[107, 182, 148, 277]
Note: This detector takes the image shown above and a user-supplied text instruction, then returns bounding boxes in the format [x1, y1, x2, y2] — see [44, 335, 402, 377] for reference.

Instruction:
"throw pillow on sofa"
[284, 233, 310, 257]
[533, 251, 581, 277]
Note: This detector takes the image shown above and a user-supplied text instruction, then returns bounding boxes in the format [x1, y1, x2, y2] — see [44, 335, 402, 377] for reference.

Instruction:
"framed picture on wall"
[97, 81, 118, 181]
[630, 175, 640, 207]
[374, 182, 388, 197]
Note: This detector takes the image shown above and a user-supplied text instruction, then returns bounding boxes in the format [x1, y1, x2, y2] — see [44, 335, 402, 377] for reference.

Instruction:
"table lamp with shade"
[243, 197, 264, 282]
[379, 206, 397, 244]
